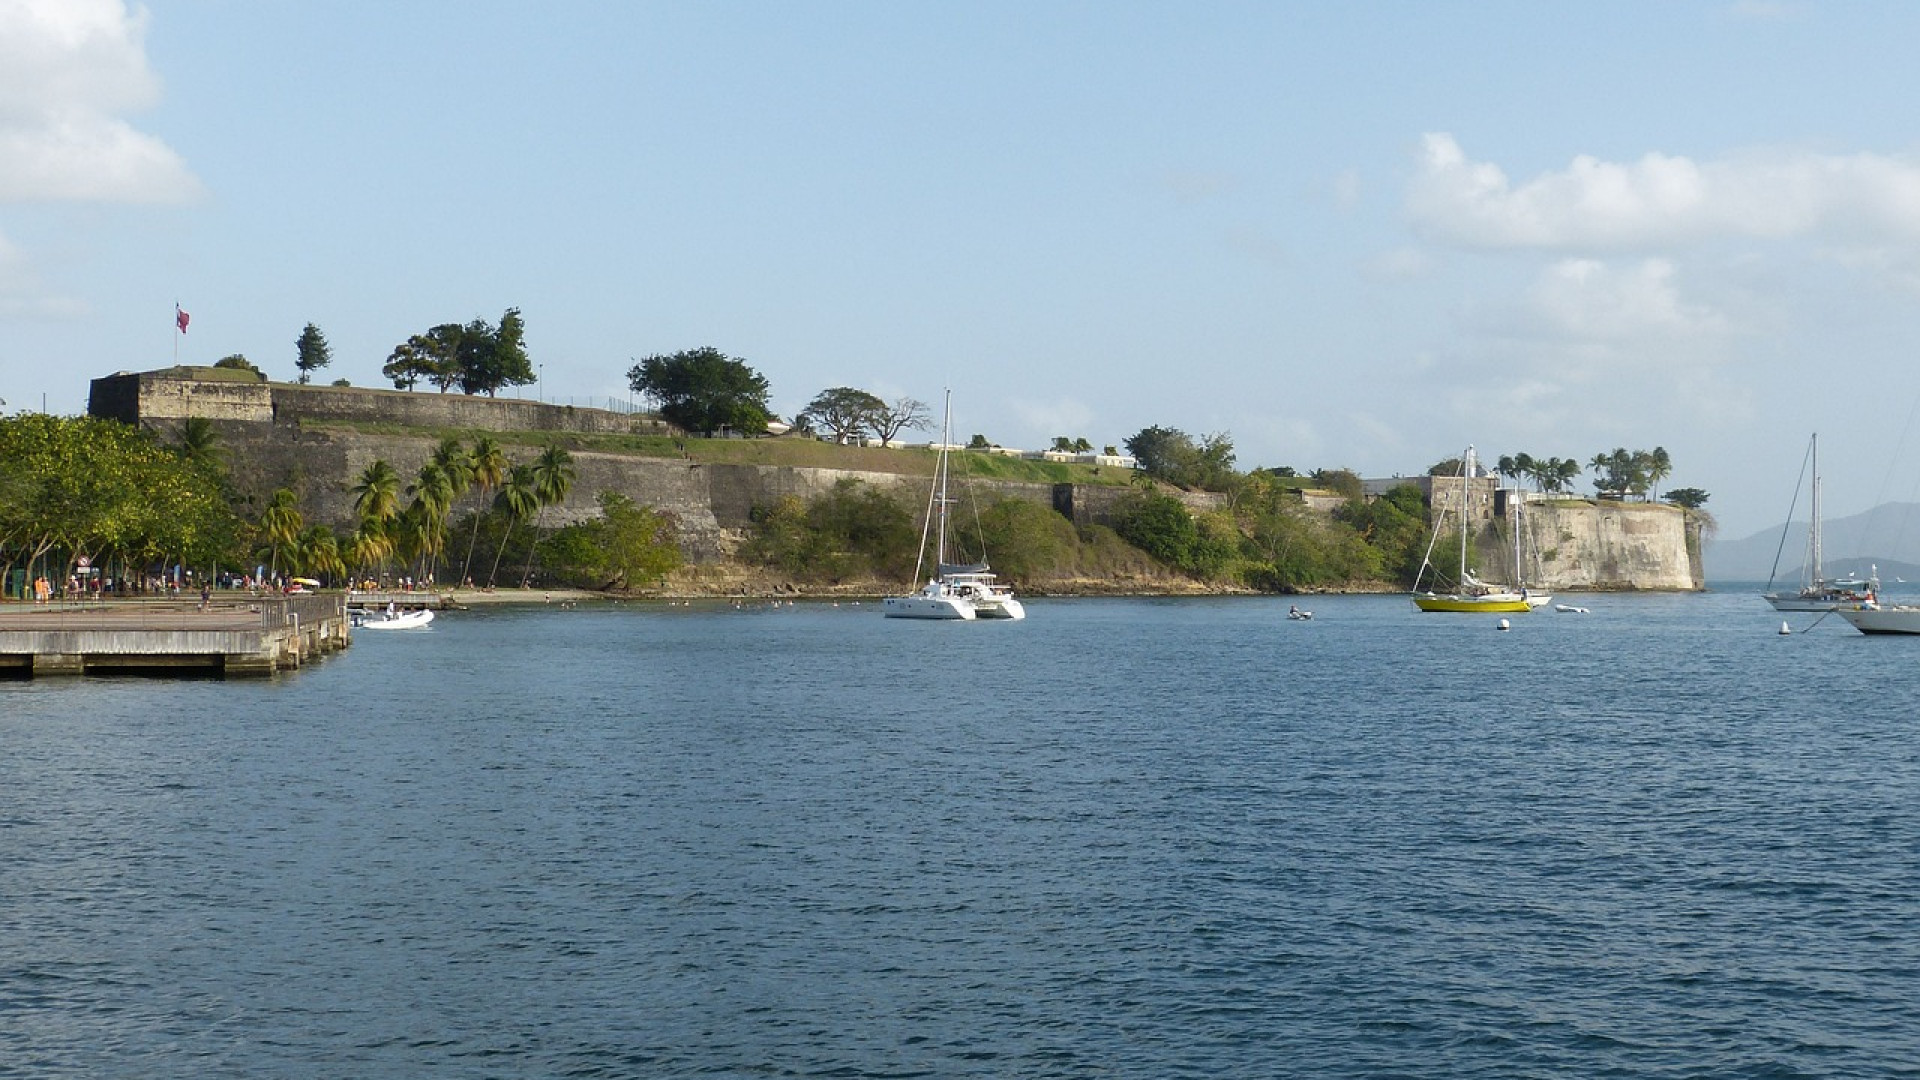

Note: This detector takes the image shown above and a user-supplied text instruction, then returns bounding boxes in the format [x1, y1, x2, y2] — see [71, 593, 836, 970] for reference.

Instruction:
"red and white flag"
[176, 305, 190, 334]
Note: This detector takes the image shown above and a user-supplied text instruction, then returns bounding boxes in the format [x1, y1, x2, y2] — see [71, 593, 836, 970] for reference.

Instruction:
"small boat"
[1287, 605, 1313, 620]
[1412, 445, 1532, 614]
[1554, 603, 1590, 613]
[355, 607, 435, 630]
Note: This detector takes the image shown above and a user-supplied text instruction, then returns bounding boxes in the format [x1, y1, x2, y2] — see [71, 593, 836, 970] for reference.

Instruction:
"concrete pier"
[0, 594, 351, 678]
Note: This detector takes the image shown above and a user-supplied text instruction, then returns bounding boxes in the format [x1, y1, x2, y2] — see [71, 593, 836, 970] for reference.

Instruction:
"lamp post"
[538, 363, 544, 403]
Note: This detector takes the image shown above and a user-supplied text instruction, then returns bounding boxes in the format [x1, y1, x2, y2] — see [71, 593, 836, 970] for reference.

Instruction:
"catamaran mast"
[1809, 433, 1822, 590]
[934, 389, 953, 573]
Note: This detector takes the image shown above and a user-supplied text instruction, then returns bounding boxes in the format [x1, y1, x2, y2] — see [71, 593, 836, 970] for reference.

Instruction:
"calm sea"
[4, 591, 1918, 1079]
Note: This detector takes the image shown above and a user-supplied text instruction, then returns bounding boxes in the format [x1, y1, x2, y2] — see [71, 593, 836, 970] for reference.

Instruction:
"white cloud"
[1528, 258, 1731, 344]
[1407, 133, 1920, 251]
[0, 0, 200, 203]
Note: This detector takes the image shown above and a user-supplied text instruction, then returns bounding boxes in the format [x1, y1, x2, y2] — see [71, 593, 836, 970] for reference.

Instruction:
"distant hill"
[1706, 501, 1920, 582]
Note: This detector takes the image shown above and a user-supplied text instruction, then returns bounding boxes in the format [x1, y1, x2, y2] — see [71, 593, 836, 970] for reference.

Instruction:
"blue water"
[4, 593, 1918, 1078]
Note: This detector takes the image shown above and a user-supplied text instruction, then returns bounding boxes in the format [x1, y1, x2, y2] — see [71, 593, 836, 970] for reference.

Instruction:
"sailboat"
[883, 392, 1026, 621]
[1764, 433, 1877, 611]
[1413, 445, 1533, 613]
[1509, 488, 1553, 609]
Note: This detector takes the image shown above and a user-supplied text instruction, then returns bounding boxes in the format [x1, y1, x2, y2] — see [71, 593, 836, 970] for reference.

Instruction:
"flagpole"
[173, 301, 180, 365]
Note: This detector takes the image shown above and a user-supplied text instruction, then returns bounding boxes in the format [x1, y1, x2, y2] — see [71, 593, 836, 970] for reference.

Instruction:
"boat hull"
[882, 593, 975, 620]
[973, 596, 1025, 620]
[1837, 605, 1920, 635]
[356, 608, 435, 630]
[1413, 594, 1531, 613]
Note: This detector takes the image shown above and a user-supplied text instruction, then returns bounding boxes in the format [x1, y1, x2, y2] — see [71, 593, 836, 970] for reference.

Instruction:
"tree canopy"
[801, 387, 885, 443]
[1123, 426, 1237, 491]
[627, 347, 773, 436]
[0, 414, 241, 581]
[382, 309, 534, 396]
[295, 323, 332, 384]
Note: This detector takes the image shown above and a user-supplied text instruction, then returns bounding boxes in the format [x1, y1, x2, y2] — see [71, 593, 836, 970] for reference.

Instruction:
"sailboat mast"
[934, 390, 953, 572]
[1809, 433, 1822, 589]
[1460, 445, 1473, 584]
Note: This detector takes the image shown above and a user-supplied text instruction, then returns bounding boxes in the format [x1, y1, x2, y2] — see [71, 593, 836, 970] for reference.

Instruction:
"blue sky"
[7, 1, 1920, 542]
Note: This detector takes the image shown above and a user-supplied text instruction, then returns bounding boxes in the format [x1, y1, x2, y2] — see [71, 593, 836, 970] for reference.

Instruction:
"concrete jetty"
[0, 594, 351, 678]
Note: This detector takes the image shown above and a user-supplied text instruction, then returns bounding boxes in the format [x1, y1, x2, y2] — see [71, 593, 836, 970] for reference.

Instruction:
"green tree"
[627, 347, 773, 436]
[801, 387, 885, 443]
[1666, 487, 1710, 509]
[1112, 490, 1233, 576]
[741, 479, 915, 583]
[1647, 446, 1673, 501]
[489, 465, 539, 588]
[294, 323, 332, 384]
[351, 459, 402, 531]
[521, 444, 577, 585]
[384, 326, 461, 391]
[542, 491, 682, 588]
[0, 415, 240, 588]
[455, 308, 535, 397]
[174, 417, 222, 470]
[260, 488, 303, 578]
[406, 460, 457, 581]
[1123, 426, 1238, 491]
[459, 436, 509, 585]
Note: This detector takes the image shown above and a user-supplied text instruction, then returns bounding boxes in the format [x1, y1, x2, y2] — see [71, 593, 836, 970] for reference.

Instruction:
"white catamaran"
[883, 392, 1026, 621]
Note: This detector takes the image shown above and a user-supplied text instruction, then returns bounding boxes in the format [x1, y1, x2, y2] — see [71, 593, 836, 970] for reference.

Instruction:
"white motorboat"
[355, 607, 435, 630]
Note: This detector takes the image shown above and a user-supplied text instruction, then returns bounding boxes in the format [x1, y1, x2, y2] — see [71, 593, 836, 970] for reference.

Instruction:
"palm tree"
[175, 417, 221, 469]
[521, 444, 577, 586]
[294, 525, 344, 583]
[260, 488, 302, 578]
[431, 437, 473, 499]
[407, 461, 456, 582]
[345, 519, 394, 584]
[351, 459, 402, 528]
[460, 436, 509, 586]
[490, 464, 539, 588]
[1646, 446, 1672, 502]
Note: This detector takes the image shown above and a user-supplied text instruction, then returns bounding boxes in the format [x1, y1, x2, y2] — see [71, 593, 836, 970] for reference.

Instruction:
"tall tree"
[521, 444, 577, 585]
[627, 347, 773, 436]
[801, 387, 884, 443]
[490, 464, 539, 588]
[351, 459, 402, 531]
[407, 461, 457, 581]
[260, 488, 303, 578]
[294, 323, 332, 384]
[460, 436, 509, 585]
[456, 308, 535, 396]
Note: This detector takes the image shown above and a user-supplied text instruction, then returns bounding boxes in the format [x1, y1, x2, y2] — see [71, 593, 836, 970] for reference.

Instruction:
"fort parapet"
[89, 367, 670, 437]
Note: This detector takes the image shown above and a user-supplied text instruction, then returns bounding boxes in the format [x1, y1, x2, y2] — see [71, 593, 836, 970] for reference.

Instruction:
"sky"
[8, 0, 1920, 542]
